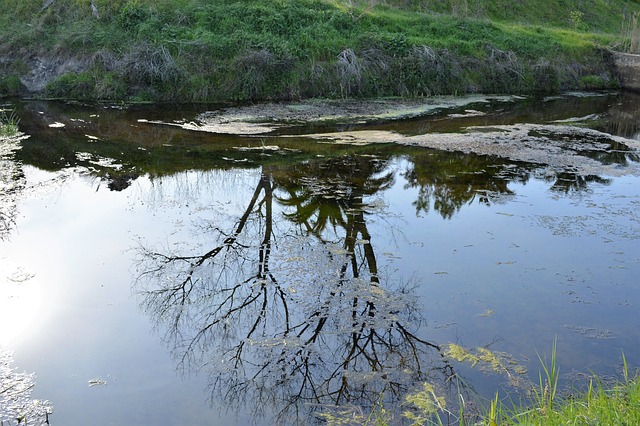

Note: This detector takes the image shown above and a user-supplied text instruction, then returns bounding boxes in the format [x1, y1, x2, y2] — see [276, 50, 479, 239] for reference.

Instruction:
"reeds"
[621, 11, 640, 53]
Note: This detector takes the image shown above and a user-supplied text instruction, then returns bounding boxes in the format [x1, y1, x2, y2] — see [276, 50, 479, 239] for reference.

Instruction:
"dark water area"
[1, 92, 639, 425]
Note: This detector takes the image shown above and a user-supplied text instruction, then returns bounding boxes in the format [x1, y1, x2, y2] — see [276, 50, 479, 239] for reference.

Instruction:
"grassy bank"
[0, 0, 639, 102]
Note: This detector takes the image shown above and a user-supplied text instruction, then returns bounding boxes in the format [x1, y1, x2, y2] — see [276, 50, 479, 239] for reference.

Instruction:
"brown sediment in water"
[137, 95, 640, 176]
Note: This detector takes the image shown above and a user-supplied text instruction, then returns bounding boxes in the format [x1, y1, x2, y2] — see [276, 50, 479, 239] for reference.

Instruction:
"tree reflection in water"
[402, 149, 526, 220]
[134, 151, 612, 423]
[135, 154, 461, 422]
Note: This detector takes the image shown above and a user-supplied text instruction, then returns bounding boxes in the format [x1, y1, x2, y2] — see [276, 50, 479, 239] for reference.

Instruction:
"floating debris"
[6, 267, 36, 283]
[88, 378, 107, 387]
[478, 309, 495, 317]
[563, 325, 616, 340]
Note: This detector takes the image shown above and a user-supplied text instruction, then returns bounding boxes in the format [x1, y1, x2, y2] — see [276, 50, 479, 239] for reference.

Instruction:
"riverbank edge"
[0, 47, 620, 103]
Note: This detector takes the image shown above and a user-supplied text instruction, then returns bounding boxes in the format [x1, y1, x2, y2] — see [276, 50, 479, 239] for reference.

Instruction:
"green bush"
[0, 76, 23, 97]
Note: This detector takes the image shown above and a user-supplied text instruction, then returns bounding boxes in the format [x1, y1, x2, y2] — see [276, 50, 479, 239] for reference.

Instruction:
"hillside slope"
[1, 0, 638, 102]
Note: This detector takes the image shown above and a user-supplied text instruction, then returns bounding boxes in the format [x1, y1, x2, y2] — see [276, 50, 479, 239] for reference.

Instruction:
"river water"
[1, 92, 639, 425]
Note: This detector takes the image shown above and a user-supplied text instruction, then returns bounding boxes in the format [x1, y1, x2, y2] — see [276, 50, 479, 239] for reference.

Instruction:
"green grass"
[486, 349, 640, 426]
[499, 377, 640, 425]
[0, 0, 638, 101]
[320, 341, 639, 425]
[394, 344, 640, 426]
[0, 109, 20, 137]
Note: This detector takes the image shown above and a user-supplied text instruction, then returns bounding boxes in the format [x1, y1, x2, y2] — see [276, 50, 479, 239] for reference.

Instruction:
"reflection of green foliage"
[275, 155, 394, 237]
[402, 150, 522, 219]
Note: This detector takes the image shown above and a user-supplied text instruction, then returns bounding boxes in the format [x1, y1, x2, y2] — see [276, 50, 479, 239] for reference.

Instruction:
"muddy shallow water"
[1, 92, 639, 425]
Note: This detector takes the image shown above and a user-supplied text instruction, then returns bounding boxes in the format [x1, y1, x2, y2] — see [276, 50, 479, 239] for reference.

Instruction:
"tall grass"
[621, 11, 640, 53]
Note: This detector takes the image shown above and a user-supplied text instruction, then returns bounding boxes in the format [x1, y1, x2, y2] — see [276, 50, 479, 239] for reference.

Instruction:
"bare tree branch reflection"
[134, 156, 456, 423]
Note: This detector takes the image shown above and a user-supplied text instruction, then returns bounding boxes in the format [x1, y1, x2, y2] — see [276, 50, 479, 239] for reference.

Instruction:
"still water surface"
[1, 93, 639, 424]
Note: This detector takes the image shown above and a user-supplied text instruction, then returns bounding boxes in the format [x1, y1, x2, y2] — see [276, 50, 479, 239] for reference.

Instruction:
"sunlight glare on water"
[0, 263, 45, 346]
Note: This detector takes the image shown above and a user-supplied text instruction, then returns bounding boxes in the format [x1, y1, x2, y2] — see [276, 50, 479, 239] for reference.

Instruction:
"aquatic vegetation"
[403, 382, 448, 426]
[444, 344, 528, 389]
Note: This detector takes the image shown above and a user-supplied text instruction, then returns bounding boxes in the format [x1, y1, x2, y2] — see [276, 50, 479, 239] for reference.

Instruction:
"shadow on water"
[2, 92, 640, 424]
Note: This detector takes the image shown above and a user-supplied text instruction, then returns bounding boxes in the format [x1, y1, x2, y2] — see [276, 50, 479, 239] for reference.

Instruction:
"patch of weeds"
[227, 49, 295, 101]
[580, 74, 611, 90]
[45, 72, 95, 100]
[531, 61, 561, 93]
[0, 109, 20, 137]
[94, 71, 126, 100]
[318, 396, 393, 426]
[116, 1, 149, 31]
